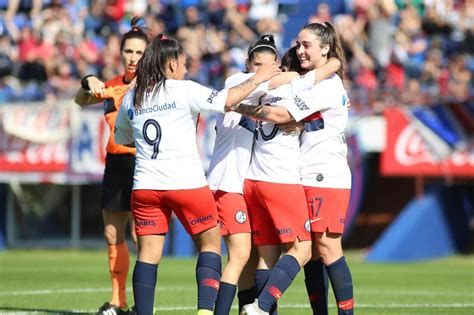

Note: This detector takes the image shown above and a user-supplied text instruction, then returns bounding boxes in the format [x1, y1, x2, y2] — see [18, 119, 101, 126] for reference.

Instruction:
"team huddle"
[76, 16, 353, 315]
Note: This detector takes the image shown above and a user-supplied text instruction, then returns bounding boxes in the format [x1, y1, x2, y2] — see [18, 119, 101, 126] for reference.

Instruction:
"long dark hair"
[301, 22, 345, 79]
[120, 16, 150, 51]
[281, 46, 305, 74]
[133, 34, 183, 108]
[247, 34, 278, 64]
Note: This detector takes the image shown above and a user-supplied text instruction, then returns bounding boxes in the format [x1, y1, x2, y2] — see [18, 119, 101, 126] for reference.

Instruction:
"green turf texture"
[0, 250, 473, 314]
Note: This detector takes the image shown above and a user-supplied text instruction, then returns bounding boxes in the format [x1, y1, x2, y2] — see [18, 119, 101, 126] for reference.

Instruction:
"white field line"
[1, 303, 474, 314]
[1, 287, 473, 297]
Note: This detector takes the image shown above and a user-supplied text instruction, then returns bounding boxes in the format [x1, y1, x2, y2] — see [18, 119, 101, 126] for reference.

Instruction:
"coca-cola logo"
[395, 124, 435, 165]
[395, 124, 473, 166]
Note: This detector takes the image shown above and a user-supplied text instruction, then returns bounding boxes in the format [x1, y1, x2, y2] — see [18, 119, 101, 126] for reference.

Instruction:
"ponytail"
[301, 22, 345, 80]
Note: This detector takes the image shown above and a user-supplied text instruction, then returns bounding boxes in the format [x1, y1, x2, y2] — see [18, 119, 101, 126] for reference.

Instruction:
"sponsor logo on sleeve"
[207, 90, 219, 104]
[127, 108, 134, 120]
[293, 95, 310, 111]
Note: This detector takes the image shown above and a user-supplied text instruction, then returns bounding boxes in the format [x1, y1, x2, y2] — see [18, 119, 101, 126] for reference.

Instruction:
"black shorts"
[101, 153, 135, 212]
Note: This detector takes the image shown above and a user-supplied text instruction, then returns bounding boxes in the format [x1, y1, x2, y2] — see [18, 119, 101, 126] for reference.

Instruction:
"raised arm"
[268, 57, 341, 90]
[74, 75, 109, 106]
[224, 62, 281, 111]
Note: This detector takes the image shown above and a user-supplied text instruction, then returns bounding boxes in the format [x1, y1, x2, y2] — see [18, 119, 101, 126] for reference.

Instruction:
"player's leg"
[169, 187, 222, 315]
[237, 245, 259, 313]
[316, 232, 353, 315]
[215, 232, 251, 315]
[243, 182, 311, 314]
[303, 242, 329, 315]
[133, 234, 166, 315]
[131, 189, 171, 315]
[102, 210, 131, 311]
[306, 186, 353, 315]
[192, 226, 222, 315]
[97, 154, 135, 314]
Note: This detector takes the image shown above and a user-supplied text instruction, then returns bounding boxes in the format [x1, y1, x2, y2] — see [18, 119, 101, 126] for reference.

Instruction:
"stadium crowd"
[0, 0, 472, 114]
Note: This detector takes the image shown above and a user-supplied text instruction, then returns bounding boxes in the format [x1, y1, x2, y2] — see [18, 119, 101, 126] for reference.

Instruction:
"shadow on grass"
[0, 307, 92, 314]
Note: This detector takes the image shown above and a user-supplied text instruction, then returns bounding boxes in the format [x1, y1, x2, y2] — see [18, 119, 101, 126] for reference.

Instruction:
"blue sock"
[255, 269, 278, 315]
[258, 255, 300, 312]
[326, 256, 354, 315]
[215, 282, 236, 315]
[196, 251, 222, 311]
[255, 269, 271, 294]
[132, 261, 157, 315]
[238, 287, 258, 312]
[304, 259, 329, 315]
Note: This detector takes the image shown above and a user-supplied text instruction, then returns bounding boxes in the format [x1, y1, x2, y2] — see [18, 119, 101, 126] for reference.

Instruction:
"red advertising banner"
[0, 103, 73, 173]
[381, 108, 474, 177]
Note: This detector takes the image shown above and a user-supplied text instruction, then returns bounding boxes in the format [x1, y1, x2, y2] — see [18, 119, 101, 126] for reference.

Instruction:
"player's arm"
[74, 75, 109, 106]
[268, 57, 340, 90]
[234, 103, 294, 124]
[225, 62, 281, 111]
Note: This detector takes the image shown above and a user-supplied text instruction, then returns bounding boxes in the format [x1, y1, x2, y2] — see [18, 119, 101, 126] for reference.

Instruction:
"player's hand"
[86, 76, 107, 98]
[278, 120, 304, 134]
[254, 62, 282, 84]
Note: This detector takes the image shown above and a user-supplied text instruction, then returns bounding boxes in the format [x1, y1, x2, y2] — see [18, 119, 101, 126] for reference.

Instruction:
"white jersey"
[246, 84, 301, 184]
[286, 74, 351, 189]
[207, 72, 268, 193]
[115, 79, 228, 190]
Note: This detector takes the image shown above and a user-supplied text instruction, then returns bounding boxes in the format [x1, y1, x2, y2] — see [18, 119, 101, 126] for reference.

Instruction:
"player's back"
[118, 79, 227, 190]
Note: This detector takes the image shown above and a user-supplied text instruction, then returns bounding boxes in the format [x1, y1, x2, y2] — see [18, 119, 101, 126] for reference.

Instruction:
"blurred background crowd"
[0, 0, 472, 114]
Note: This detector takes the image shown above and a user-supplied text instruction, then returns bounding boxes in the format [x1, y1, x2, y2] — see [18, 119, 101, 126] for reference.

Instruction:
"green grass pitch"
[0, 250, 473, 314]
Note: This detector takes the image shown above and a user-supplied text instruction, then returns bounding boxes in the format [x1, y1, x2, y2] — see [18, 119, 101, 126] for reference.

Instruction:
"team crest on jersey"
[127, 108, 134, 120]
[235, 210, 247, 224]
[304, 219, 311, 232]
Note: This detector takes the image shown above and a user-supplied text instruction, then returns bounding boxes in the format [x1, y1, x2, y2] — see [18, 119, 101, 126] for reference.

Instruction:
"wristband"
[81, 75, 94, 90]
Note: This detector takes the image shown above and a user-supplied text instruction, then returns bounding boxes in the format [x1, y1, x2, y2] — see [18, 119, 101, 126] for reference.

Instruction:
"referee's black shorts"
[100, 153, 135, 212]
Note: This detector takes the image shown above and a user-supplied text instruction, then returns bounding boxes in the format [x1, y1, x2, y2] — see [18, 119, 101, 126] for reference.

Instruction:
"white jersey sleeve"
[285, 74, 345, 122]
[182, 80, 228, 113]
[206, 72, 265, 193]
[226, 72, 269, 105]
[115, 91, 135, 145]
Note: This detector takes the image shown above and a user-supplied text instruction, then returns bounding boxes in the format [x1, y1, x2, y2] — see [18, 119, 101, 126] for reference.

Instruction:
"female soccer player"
[74, 17, 149, 315]
[114, 34, 281, 315]
[237, 22, 354, 315]
[207, 34, 280, 315]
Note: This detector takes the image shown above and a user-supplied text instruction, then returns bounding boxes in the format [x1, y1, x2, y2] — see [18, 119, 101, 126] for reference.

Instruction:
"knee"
[103, 225, 118, 245]
[229, 247, 251, 267]
[317, 243, 342, 265]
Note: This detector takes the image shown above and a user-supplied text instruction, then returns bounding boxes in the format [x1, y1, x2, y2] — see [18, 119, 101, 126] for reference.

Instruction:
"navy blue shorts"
[100, 153, 135, 211]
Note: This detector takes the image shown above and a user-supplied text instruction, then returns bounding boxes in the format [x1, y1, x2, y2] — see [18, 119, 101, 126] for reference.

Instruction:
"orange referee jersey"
[103, 75, 136, 155]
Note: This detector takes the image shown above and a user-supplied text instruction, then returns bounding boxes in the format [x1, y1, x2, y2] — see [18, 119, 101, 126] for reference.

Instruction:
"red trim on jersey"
[303, 111, 322, 122]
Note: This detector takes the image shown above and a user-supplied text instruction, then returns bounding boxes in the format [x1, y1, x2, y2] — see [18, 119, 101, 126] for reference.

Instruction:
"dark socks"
[132, 260, 158, 315]
[304, 258, 329, 315]
[326, 256, 354, 315]
[215, 282, 237, 315]
[238, 286, 258, 313]
[196, 251, 222, 311]
[258, 255, 300, 313]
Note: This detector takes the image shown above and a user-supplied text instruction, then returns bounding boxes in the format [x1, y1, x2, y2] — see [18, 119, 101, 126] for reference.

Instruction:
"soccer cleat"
[241, 300, 269, 315]
[197, 310, 213, 315]
[96, 302, 129, 315]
